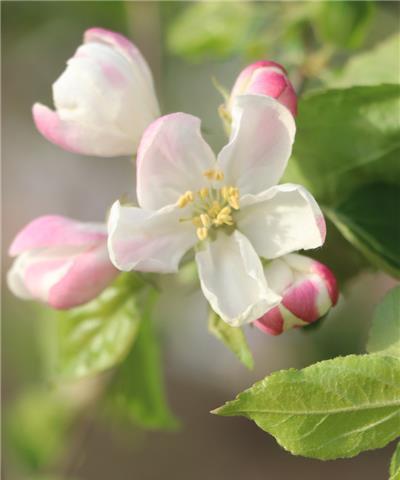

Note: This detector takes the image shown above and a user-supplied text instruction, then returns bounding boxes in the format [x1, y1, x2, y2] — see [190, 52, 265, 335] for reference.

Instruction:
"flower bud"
[228, 61, 297, 116]
[33, 27, 160, 157]
[7, 216, 118, 309]
[254, 254, 338, 335]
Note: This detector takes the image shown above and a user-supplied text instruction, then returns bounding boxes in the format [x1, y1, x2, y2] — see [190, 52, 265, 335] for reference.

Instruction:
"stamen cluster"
[177, 169, 240, 241]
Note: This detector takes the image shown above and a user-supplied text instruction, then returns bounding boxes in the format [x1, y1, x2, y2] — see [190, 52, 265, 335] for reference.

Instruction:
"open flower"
[8, 216, 118, 309]
[108, 95, 325, 326]
[228, 61, 297, 116]
[33, 27, 160, 157]
[254, 253, 338, 335]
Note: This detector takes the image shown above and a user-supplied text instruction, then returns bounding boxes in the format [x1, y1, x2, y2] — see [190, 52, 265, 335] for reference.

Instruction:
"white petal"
[136, 113, 216, 210]
[263, 258, 294, 294]
[217, 94, 296, 195]
[237, 184, 326, 259]
[195, 230, 281, 326]
[107, 201, 197, 273]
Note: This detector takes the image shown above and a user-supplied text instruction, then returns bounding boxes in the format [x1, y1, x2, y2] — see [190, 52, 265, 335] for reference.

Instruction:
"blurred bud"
[228, 61, 297, 116]
[254, 254, 338, 336]
[7, 216, 118, 309]
[33, 27, 160, 157]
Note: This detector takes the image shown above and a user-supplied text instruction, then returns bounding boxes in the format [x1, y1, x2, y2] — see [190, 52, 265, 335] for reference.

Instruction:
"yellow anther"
[200, 213, 212, 228]
[199, 188, 209, 200]
[177, 191, 194, 208]
[208, 201, 222, 218]
[203, 169, 224, 181]
[220, 186, 229, 201]
[197, 227, 209, 241]
[192, 216, 203, 227]
[214, 206, 234, 226]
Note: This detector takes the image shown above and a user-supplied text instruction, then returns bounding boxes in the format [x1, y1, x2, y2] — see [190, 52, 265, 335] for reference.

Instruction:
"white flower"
[107, 95, 326, 326]
[33, 27, 160, 157]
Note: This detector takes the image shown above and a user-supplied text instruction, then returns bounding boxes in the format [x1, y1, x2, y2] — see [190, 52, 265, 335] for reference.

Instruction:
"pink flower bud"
[254, 254, 338, 335]
[7, 216, 118, 309]
[228, 61, 297, 116]
[33, 27, 160, 157]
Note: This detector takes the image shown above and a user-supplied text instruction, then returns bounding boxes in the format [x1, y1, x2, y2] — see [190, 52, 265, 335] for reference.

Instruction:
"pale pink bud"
[254, 254, 338, 335]
[7, 216, 118, 309]
[33, 27, 160, 157]
[228, 61, 297, 116]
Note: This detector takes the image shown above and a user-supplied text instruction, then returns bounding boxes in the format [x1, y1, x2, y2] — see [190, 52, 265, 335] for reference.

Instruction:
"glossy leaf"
[208, 311, 254, 370]
[290, 85, 400, 203]
[325, 183, 400, 278]
[55, 274, 144, 380]
[105, 290, 178, 430]
[213, 355, 400, 460]
[367, 286, 400, 358]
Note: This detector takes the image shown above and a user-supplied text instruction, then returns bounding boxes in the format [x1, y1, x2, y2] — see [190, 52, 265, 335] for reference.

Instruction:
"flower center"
[177, 169, 240, 241]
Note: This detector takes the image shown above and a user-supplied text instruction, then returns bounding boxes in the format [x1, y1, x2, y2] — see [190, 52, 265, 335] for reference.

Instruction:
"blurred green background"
[2, 1, 399, 479]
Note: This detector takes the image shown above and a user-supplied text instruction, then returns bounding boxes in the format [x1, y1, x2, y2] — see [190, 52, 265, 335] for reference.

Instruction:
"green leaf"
[390, 442, 400, 480]
[167, 2, 253, 61]
[213, 354, 400, 460]
[326, 33, 400, 88]
[105, 290, 178, 430]
[325, 183, 400, 278]
[290, 85, 400, 203]
[55, 274, 144, 380]
[6, 389, 73, 472]
[367, 286, 400, 358]
[314, 1, 374, 49]
[208, 311, 254, 370]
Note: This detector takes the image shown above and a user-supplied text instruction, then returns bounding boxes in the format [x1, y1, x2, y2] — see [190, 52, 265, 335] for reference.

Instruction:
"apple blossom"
[254, 253, 339, 336]
[7, 215, 118, 309]
[228, 61, 297, 116]
[107, 94, 325, 327]
[33, 27, 160, 157]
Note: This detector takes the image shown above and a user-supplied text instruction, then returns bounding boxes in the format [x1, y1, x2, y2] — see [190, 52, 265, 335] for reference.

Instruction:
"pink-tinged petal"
[238, 184, 325, 259]
[195, 230, 281, 327]
[136, 113, 216, 210]
[9, 215, 107, 257]
[48, 244, 118, 309]
[217, 95, 296, 196]
[32, 99, 140, 157]
[311, 260, 339, 306]
[84, 27, 152, 83]
[281, 278, 320, 322]
[107, 200, 197, 273]
[229, 61, 297, 116]
[254, 306, 284, 336]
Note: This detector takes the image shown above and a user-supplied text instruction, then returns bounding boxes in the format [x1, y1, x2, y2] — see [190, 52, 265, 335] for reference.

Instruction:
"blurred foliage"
[104, 290, 178, 430]
[314, 1, 375, 49]
[326, 184, 400, 279]
[367, 286, 400, 358]
[390, 441, 400, 480]
[324, 33, 400, 88]
[6, 389, 74, 474]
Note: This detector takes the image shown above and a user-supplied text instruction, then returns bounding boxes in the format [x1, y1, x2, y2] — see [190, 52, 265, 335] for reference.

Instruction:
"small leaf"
[213, 355, 400, 460]
[325, 183, 400, 278]
[55, 274, 144, 380]
[289, 85, 400, 204]
[208, 311, 254, 370]
[390, 442, 400, 480]
[105, 290, 178, 430]
[367, 286, 400, 358]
